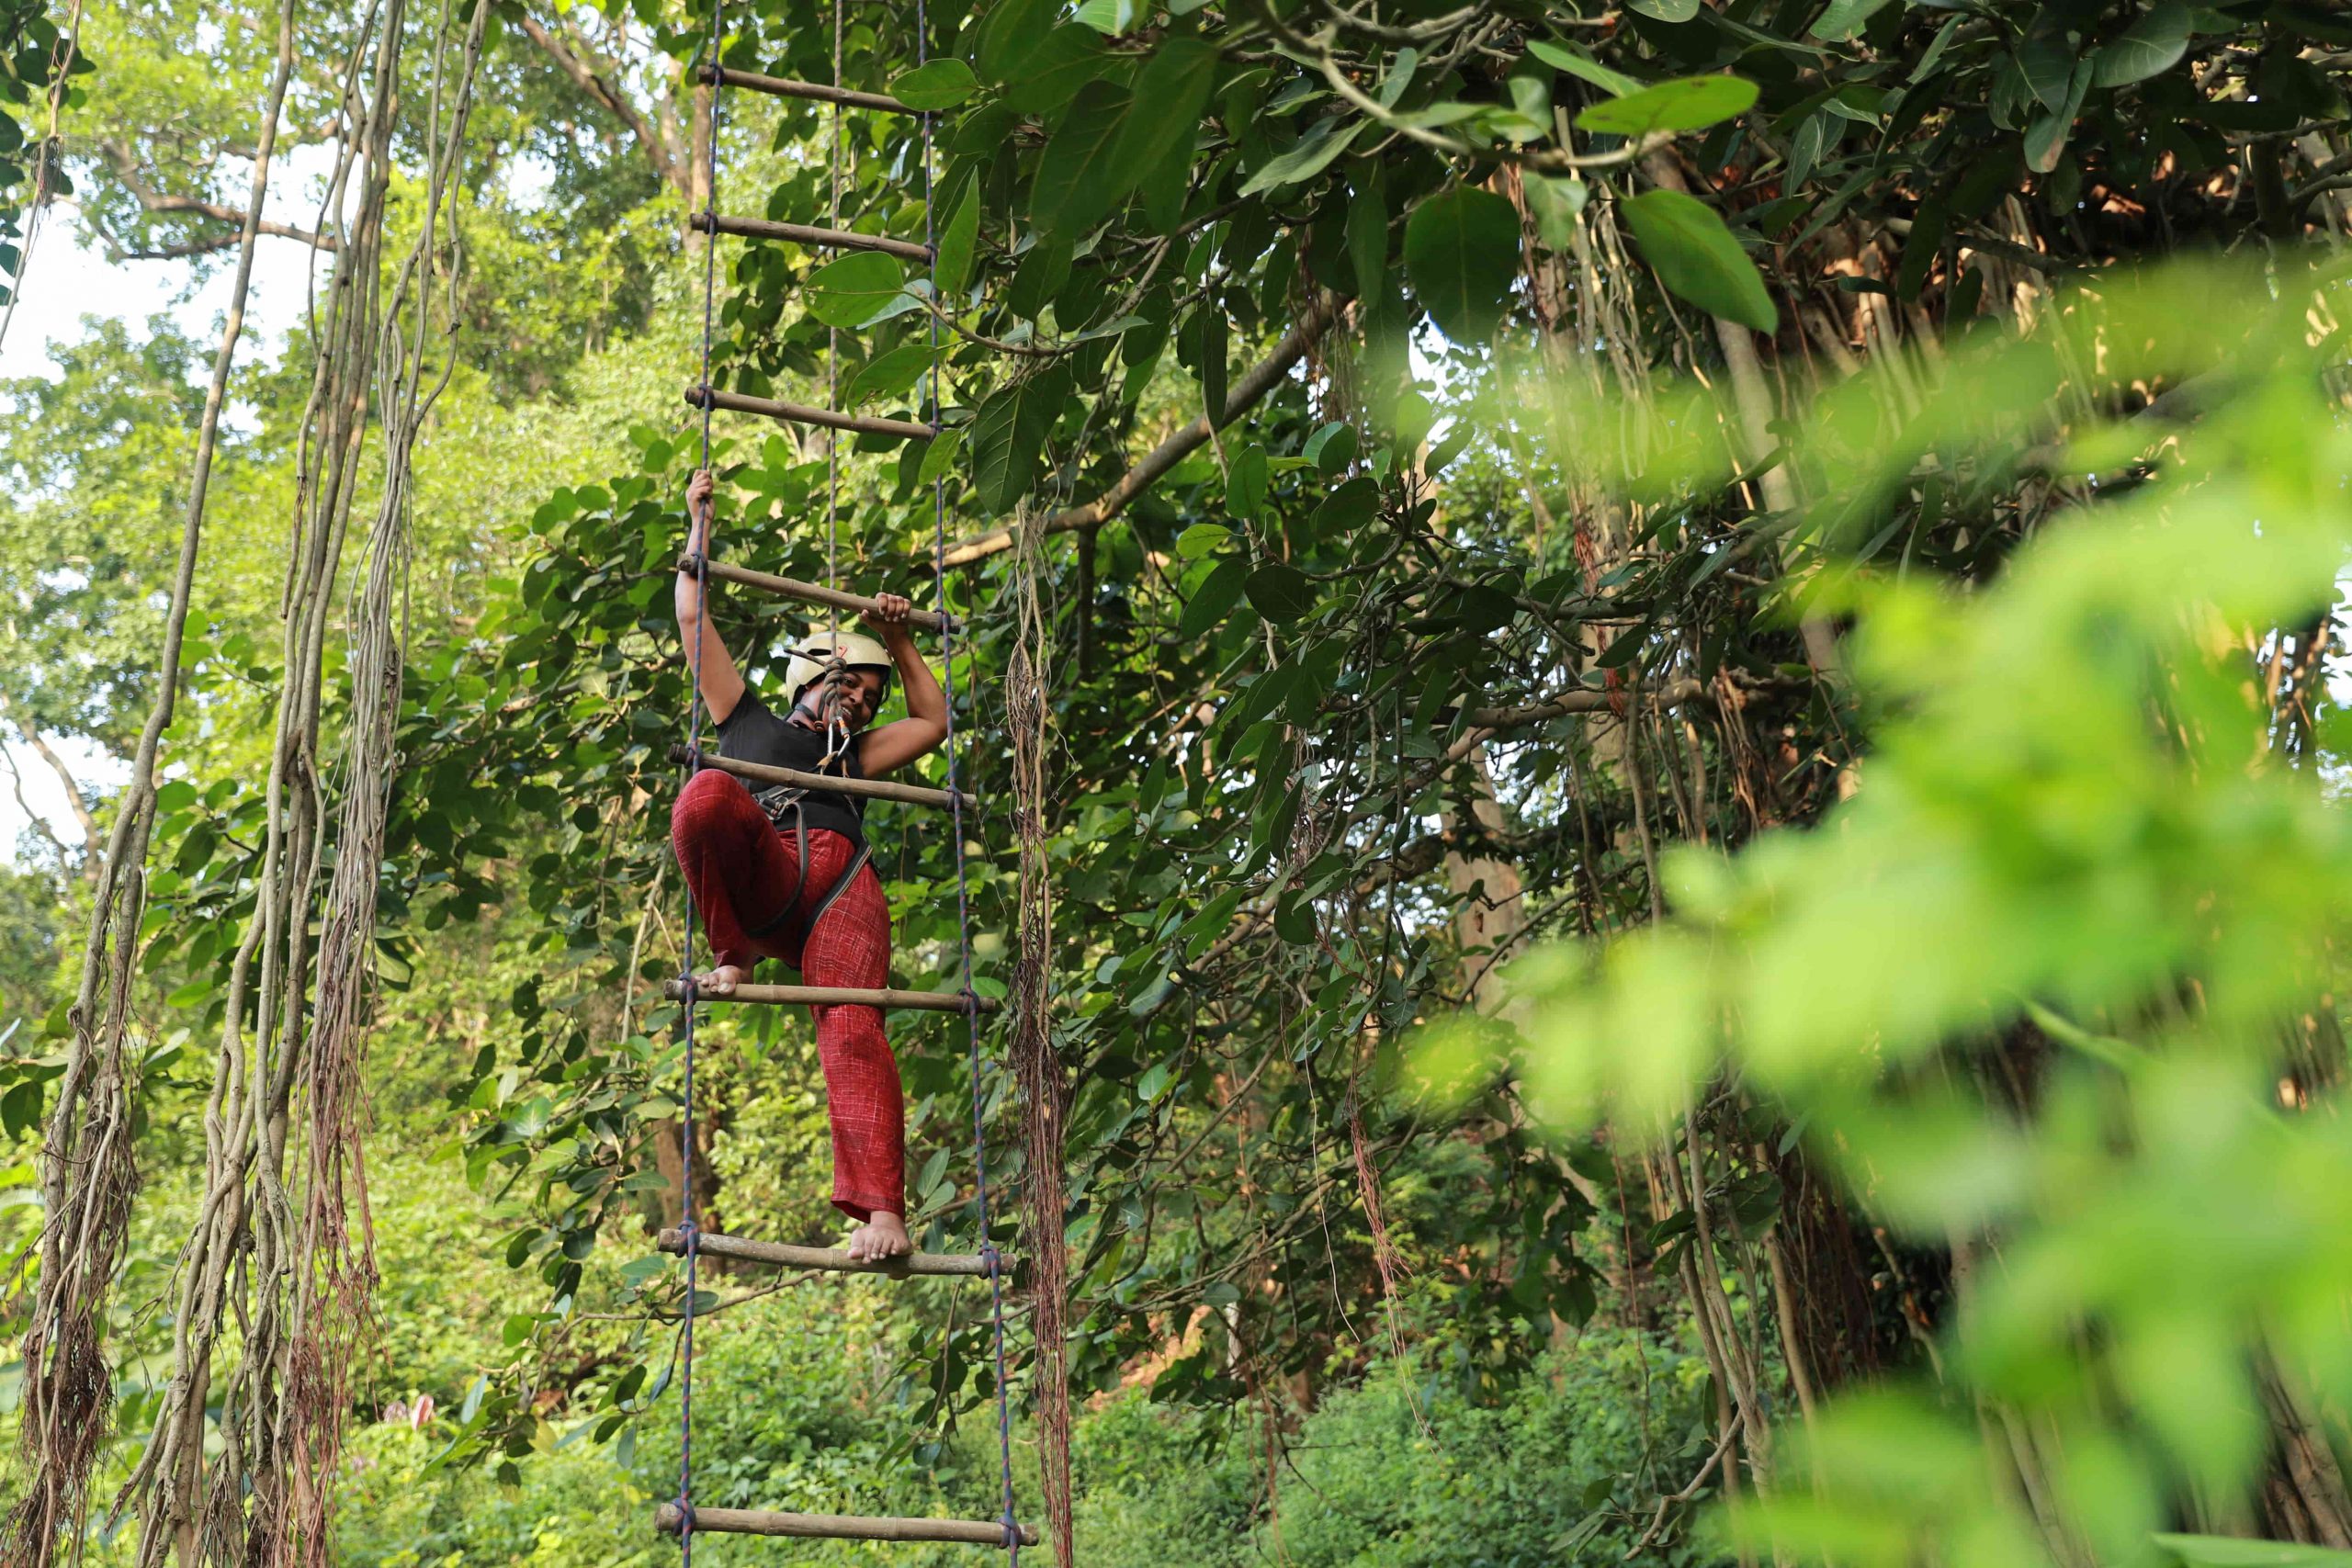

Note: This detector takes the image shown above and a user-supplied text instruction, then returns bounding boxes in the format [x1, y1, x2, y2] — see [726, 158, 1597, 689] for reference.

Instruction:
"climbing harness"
[662, 0, 1034, 1554]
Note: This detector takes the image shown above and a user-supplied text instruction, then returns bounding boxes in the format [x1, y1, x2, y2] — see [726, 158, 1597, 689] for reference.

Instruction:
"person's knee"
[673, 767, 747, 836]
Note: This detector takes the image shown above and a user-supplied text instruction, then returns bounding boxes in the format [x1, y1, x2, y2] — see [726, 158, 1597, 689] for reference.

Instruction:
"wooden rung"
[677, 555, 960, 634]
[687, 384, 932, 442]
[669, 743, 973, 809]
[657, 1226, 997, 1277]
[698, 63, 913, 115]
[689, 211, 933, 263]
[662, 977, 1001, 1015]
[657, 1503, 1035, 1546]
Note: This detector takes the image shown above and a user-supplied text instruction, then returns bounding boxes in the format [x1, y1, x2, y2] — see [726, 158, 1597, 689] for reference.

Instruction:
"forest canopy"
[1, 0, 2349, 1562]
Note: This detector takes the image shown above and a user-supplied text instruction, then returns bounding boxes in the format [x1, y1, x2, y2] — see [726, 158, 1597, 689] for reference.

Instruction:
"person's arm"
[854, 593, 949, 777]
[675, 468, 747, 726]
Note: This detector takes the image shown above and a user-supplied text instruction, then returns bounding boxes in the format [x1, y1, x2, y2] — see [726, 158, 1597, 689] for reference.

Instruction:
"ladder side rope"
[921, 5, 1026, 1550]
[674, 0, 724, 1549]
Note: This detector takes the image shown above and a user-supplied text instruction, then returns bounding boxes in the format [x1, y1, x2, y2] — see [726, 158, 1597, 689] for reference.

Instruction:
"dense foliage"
[3, 0, 2350, 1559]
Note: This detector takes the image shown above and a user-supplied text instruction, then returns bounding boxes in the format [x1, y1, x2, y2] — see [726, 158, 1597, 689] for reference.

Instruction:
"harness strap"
[744, 790, 811, 939]
[806, 841, 872, 937]
[743, 787, 869, 944]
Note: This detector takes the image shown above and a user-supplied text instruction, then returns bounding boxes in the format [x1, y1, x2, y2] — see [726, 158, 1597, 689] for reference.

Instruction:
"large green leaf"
[1106, 37, 1219, 197]
[977, 0, 1057, 82]
[2025, 59, 2092, 173]
[804, 253, 905, 329]
[2015, 31, 2076, 111]
[1227, 443, 1268, 519]
[933, 180, 979, 299]
[1620, 187, 1777, 332]
[1246, 562, 1316, 623]
[1031, 79, 1134, 237]
[1179, 558, 1252, 637]
[1525, 38, 1643, 96]
[844, 344, 935, 407]
[891, 59, 978, 110]
[1575, 74, 1757, 138]
[1238, 117, 1363, 197]
[2091, 0, 2189, 86]
[1402, 186, 1521, 343]
[1808, 0, 1894, 40]
[968, 364, 1072, 513]
[1002, 25, 1108, 115]
[1627, 0, 1699, 19]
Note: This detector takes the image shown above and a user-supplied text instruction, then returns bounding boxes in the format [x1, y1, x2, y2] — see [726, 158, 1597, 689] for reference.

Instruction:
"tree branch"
[940, 292, 1341, 569]
[94, 139, 337, 253]
[0, 695, 100, 863]
[0, 744, 74, 864]
[514, 8, 686, 201]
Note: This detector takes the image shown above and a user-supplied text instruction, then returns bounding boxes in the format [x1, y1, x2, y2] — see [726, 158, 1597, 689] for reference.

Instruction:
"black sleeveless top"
[714, 689, 867, 847]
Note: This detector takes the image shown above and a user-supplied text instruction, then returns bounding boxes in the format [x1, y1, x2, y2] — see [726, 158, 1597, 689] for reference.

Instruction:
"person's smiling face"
[839, 668, 888, 728]
[800, 668, 888, 729]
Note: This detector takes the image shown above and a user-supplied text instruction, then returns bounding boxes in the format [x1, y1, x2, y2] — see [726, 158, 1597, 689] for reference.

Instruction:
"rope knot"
[677, 1218, 702, 1252]
[1000, 1510, 1022, 1549]
[673, 1499, 695, 1537]
[677, 973, 700, 1005]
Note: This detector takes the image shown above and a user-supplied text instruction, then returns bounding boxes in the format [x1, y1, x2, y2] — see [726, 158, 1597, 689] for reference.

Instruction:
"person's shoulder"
[714, 685, 775, 735]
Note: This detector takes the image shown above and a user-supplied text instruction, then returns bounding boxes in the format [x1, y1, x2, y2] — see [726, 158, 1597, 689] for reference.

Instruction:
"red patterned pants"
[671, 769, 904, 1221]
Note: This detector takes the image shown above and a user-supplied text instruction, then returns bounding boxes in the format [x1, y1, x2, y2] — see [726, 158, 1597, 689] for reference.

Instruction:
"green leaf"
[1071, 0, 1137, 29]
[1312, 477, 1379, 533]
[2154, 1538, 2352, 1568]
[1002, 25, 1107, 115]
[1031, 79, 1133, 237]
[2091, 0, 2189, 86]
[1227, 443, 1268, 519]
[1627, 0, 1700, 18]
[1238, 117, 1363, 197]
[1196, 304, 1227, 426]
[845, 344, 935, 407]
[2025, 60, 2093, 174]
[1246, 563, 1317, 623]
[1525, 39, 1643, 97]
[1575, 74, 1758, 138]
[1808, 0, 1893, 39]
[2015, 32, 2076, 111]
[978, 0, 1058, 82]
[805, 253, 905, 328]
[1403, 186, 1521, 342]
[0, 1080, 40, 1141]
[1107, 38, 1219, 197]
[1304, 421, 1357, 474]
[968, 364, 1072, 513]
[934, 180, 980, 299]
[1180, 558, 1252, 637]
[1620, 186, 1778, 333]
[891, 59, 978, 110]
[1176, 523, 1231, 558]
[1785, 112, 1829, 190]
[1521, 172, 1587, 249]
[918, 427, 965, 485]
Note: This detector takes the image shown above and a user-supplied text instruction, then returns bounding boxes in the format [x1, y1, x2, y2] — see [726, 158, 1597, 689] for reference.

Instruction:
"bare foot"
[846, 1212, 912, 1263]
[694, 964, 749, 998]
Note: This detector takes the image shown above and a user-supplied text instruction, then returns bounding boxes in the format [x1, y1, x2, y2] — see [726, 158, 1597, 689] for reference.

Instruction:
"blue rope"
[675, 0, 723, 1557]
[921, 1, 1022, 1554]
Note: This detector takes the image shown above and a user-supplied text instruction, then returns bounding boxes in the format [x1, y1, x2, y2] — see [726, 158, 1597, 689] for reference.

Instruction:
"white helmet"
[783, 628, 893, 708]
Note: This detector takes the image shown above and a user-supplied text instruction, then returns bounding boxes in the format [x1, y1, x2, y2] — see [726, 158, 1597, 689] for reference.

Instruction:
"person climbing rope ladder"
[671, 468, 945, 1261]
